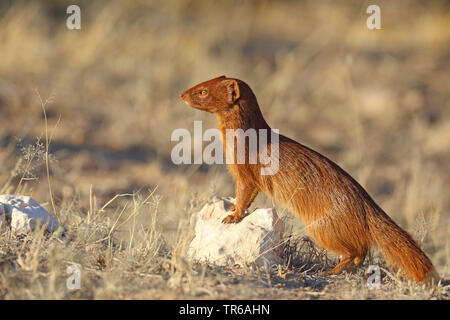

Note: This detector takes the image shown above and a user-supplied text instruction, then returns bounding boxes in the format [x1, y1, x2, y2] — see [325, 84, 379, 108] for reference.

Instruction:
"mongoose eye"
[200, 90, 208, 96]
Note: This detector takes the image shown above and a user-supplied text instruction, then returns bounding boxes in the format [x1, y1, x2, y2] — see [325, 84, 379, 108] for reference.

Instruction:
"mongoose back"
[180, 75, 438, 283]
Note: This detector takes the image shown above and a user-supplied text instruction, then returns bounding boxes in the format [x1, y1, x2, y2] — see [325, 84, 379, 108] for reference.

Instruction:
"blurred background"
[0, 0, 449, 270]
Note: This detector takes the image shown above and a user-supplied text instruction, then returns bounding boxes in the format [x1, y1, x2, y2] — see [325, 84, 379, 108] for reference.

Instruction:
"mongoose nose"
[180, 93, 185, 100]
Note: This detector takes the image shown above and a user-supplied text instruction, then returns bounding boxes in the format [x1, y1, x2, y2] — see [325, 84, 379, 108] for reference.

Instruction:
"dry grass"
[0, 0, 449, 299]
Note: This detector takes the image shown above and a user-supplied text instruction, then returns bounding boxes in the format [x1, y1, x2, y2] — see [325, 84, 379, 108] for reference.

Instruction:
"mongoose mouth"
[179, 93, 206, 111]
[179, 92, 191, 106]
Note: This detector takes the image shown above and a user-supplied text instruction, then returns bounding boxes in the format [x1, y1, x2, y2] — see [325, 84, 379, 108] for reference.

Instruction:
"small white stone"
[0, 194, 59, 235]
[187, 197, 284, 267]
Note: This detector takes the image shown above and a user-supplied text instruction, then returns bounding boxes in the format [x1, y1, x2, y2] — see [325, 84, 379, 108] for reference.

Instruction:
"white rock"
[187, 197, 284, 267]
[0, 195, 59, 235]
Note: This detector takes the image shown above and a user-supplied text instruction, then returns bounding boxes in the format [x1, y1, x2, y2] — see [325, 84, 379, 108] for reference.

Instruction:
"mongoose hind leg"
[324, 255, 356, 275]
[324, 254, 366, 275]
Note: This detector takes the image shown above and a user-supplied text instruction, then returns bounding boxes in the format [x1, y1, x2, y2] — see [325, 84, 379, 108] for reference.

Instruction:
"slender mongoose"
[180, 76, 438, 283]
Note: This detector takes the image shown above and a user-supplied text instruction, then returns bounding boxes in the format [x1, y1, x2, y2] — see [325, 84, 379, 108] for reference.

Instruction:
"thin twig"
[35, 89, 58, 219]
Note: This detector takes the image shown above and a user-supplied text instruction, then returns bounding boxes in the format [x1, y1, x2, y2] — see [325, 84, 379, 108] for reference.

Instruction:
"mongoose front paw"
[222, 213, 243, 224]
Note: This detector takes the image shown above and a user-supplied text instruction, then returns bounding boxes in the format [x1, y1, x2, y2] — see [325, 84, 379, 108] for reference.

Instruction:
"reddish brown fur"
[180, 76, 438, 283]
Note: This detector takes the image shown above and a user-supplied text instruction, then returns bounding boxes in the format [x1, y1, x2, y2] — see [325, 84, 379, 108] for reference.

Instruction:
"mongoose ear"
[222, 79, 240, 104]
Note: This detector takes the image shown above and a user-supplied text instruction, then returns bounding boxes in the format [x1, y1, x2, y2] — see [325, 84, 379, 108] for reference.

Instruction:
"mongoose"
[180, 75, 438, 283]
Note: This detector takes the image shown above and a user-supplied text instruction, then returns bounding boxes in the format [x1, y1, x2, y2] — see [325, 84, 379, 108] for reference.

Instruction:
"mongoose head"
[180, 75, 241, 114]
